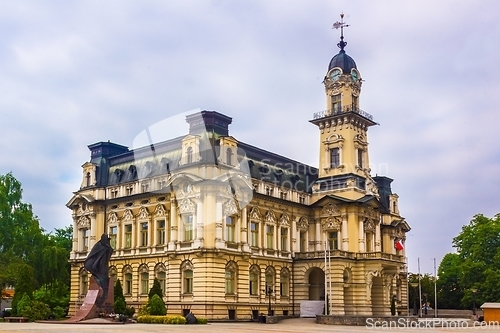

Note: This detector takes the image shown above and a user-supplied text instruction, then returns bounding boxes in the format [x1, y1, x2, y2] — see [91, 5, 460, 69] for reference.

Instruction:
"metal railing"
[313, 105, 374, 121]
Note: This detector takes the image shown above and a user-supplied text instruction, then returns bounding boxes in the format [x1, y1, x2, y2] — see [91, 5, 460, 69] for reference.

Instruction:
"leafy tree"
[11, 263, 37, 315]
[408, 273, 436, 310]
[147, 294, 166, 316]
[436, 253, 464, 309]
[22, 300, 50, 321]
[148, 278, 163, 300]
[16, 293, 32, 316]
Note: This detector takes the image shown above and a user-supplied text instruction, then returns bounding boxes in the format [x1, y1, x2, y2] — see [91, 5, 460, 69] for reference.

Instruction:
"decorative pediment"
[265, 210, 277, 224]
[137, 207, 150, 220]
[321, 217, 341, 231]
[77, 215, 90, 228]
[249, 207, 262, 221]
[322, 203, 340, 217]
[224, 199, 238, 216]
[279, 214, 290, 227]
[179, 199, 195, 214]
[297, 217, 309, 231]
[108, 212, 118, 224]
[123, 209, 134, 221]
[154, 204, 167, 217]
[364, 219, 375, 233]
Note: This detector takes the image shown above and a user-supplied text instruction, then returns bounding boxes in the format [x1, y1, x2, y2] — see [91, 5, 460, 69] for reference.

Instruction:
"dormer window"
[86, 172, 91, 187]
[186, 147, 193, 164]
[226, 147, 233, 165]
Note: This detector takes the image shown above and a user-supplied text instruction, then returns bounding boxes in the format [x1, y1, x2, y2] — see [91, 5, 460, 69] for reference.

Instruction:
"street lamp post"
[472, 288, 477, 316]
[265, 284, 274, 316]
[410, 282, 418, 316]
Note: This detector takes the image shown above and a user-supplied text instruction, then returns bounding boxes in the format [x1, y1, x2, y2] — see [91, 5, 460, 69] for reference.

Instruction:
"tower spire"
[332, 13, 349, 52]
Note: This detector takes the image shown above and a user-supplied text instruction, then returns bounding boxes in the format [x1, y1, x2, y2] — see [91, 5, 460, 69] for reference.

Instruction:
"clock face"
[329, 68, 341, 81]
[351, 69, 359, 82]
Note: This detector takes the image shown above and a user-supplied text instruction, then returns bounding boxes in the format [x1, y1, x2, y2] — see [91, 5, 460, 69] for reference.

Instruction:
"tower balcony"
[311, 105, 377, 127]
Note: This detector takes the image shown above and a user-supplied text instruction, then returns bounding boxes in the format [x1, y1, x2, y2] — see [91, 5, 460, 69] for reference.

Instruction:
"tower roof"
[328, 50, 357, 73]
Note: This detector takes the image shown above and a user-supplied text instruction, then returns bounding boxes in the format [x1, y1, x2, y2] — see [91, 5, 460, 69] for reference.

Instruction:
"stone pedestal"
[66, 276, 114, 322]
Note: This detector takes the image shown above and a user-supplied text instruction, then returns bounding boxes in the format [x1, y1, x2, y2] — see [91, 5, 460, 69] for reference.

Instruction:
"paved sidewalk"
[0, 317, 497, 332]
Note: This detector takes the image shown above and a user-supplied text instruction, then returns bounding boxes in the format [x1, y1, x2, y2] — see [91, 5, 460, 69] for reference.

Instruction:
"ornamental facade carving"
[249, 207, 262, 221]
[137, 207, 150, 219]
[265, 210, 276, 225]
[322, 217, 341, 231]
[279, 214, 290, 227]
[224, 199, 238, 216]
[179, 199, 195, 214]
[107, 212, 118, 224]
[154, 204, 167, 217]
[297, 217, 309, 231]
[322, 202, 340, 217]
[77, 215, 90, 228]
[123, 209, 133, 221]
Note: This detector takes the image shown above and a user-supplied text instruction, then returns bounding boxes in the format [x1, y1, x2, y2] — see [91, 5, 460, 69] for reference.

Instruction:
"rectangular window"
[300, 232, 306, 252]
[184, 215, 194, 241]
[157, 272, 166, 294]
[124, 225, 132, 248]
[109, 226, 118, 249]
[299, 196, 305, 205]
[366, 233, 373, 252]
[140, 222, 148, 247]
[82, 229, 90, 251]
[249, 272, 258, 295]
[331, 94, 341, 112]
[125, 273, 132, 294]
[225, 270, 235, 294]
[266, 225, 274, 249]
[184, 270, 193, 293]
[266, 187, 273, 196]
[280, 228, 288, 251]
[352, 95, 358, 109]
[280, 191, 287, 200]
[226, 216, 235, 242]
[140, 272, 149, 294]
[328, 231, 339, 250]
[157, 220, 166, 245]
[358, 149, 363, 169]
[330, 148, 340, 168]
[280, 275, 289, 296]
[250, 222, 258, 247]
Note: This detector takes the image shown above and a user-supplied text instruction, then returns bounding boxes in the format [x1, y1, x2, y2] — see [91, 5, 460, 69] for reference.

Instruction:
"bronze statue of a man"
[84, 234, 113, 307]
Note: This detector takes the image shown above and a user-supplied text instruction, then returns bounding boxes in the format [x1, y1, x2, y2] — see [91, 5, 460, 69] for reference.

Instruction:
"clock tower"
[310, 14, 378, 200]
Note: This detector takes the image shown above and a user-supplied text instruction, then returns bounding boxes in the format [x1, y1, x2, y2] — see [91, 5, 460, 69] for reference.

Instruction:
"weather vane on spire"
[332, 13, 349, 51]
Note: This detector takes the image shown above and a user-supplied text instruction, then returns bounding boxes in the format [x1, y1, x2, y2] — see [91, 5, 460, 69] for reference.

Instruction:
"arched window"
[109, 266, 118, 283]
[226, 147, 233, 165]
[225, 261, 238, 294]
[86, 172, 91, 187]
[249, 265, 260, 296]
[181, 260, 194, 294]
[280, 268, 290, 297]
[186, 146, 193, 164]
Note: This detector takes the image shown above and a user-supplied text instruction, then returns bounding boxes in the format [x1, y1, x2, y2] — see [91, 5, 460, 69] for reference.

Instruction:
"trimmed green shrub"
[164, 315, 186, 324]
[196, 317, 208, 324]
[136, 315, 187, 324]
[147, 294, 166, 316]
[114, 297, 126, 315]
[22, 301, 50, 321]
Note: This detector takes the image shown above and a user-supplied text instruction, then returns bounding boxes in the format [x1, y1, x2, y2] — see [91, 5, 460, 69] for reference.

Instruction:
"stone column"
[315, 220, 321, 251]
[291, 217, 297, 254]
[241, 207, 250, 252]
[375, 220, 381, 252]
[341, 215, 348, 251]
[169, 200, 178, 251]
[215, 202, 224, 248]
[358, 219, 365, 252]
[89, 213, 97, 249]
[194, 202, 204, 248]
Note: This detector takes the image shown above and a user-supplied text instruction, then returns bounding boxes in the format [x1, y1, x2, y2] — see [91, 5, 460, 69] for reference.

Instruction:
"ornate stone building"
[67, 23, 410, 319]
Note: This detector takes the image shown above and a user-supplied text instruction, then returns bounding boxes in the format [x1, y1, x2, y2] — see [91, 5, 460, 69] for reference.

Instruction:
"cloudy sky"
[1, 1, 499, 274]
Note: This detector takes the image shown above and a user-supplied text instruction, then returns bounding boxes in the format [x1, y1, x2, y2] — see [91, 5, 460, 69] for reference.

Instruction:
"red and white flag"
[395, 239, 404, 251]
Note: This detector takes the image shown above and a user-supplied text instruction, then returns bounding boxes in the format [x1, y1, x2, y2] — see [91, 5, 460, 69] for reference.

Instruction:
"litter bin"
[258, 315, 266, 323]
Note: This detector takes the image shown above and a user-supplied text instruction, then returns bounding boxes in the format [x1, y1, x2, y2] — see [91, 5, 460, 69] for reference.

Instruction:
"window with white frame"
[266, 225, 274, 249]
[249, 265, 260, 296]
[250, 222, 258, 247]
[140, 222, 148, 247]
[183, 214, 194, 241]
[157, 220, 166, 245]
[225, 216, 235, 242]
[280, 227, 288, 251]
[109, 226, 118, 249]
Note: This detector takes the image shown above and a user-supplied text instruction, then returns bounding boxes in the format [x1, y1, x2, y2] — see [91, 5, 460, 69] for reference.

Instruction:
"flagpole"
[418, 258, 422, 317]
[406, 256, 409, 316]
[434, 258, 437, 317]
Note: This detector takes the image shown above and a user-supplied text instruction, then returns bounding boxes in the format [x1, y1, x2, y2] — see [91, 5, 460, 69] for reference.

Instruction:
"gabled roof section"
[312, 194, 379, 207]
[66, 193, 96, 208]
